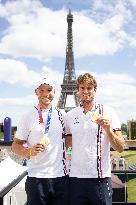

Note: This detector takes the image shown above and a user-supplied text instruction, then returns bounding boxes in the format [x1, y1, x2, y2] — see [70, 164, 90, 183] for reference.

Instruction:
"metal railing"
[0, 171, 27, 205]
[112, 169, 136, 204]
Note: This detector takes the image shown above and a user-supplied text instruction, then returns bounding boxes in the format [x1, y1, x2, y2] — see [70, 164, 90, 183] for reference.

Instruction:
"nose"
[83, 88, 89, 93]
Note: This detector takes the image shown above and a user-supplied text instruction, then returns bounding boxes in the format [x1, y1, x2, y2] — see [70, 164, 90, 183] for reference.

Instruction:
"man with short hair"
[65, 73, 125, 205]
[12, 78, 69, 205]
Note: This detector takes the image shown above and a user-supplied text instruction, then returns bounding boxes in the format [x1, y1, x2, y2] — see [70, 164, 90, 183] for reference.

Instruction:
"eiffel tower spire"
[57, 9, 79, 111]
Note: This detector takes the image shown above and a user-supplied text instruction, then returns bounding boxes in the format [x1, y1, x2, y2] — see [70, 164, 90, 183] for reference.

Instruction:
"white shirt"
[65, 103, 121, 178]
[15, 107, 67, 178]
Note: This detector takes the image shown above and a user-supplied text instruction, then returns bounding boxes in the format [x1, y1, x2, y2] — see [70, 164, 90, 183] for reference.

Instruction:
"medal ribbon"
[91, 103, 99, 113]
[37, 105, 52, 134]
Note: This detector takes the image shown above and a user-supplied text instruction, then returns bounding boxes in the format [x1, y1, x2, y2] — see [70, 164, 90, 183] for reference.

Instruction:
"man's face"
[35, 84, 55, 107]
[78, 83, 96, 103]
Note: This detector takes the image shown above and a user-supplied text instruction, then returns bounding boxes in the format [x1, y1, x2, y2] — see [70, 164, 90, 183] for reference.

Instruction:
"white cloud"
[0, 95, 36, 106]
[0, 58, 63, 88]
[129, 0, 136, 6]
[0, 1, 67, 59]
[0, 0, 42, 17]
[73, 12, 128, 57]
[0, 59, 40, 86]
[95, 72, 136, 123]
[0, 0, 135, 59]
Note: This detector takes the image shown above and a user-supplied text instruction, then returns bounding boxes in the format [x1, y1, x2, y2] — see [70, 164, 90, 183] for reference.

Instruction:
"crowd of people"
[11, 73, 125, 205]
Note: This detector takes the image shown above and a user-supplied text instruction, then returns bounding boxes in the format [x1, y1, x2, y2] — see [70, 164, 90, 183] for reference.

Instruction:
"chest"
[27, 111, 64, 145]
[69, 112, 99, 135]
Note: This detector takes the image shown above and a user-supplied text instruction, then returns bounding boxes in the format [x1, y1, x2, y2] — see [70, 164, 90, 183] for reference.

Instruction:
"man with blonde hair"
[65, 73, 125, 205]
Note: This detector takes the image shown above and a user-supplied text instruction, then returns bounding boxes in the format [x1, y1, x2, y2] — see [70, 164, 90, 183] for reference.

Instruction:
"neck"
[38, 103, 52, 110]
[82, 101, 94, 113]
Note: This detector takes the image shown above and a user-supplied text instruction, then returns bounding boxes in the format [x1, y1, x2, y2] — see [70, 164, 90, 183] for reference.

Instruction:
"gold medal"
[40, 136, 50, 146]
[91, 113, 99, 123]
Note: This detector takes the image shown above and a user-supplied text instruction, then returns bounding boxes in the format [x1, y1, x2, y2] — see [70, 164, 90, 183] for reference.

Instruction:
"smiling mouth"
[82, 95, 90, 97]
[41, 96, 53, 101]
[41, 97, 50, 100]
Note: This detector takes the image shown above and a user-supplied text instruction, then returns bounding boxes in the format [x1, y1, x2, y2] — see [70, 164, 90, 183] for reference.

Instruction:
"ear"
[35, 88, 38, 95]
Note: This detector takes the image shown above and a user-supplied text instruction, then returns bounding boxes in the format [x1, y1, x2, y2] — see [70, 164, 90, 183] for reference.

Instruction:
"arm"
[64, 113, 72, 150]
[12, 138, 45, 159]
[105, 129, 125, 153]
[97, 117, 125, 153]
[12, 138, 30, 159]
[65, 135, 72, 150]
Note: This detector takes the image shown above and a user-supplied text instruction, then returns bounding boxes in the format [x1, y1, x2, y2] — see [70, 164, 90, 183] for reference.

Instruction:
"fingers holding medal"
[91, 113, 110, 129]
[33, 136, 50, 155]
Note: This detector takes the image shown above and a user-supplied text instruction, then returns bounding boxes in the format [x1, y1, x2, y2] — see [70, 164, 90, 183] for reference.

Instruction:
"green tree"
[121, 123, 127, 135]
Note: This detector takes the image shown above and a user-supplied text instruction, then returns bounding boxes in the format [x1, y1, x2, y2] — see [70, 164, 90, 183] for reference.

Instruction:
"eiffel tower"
[57, 9, 79, 112]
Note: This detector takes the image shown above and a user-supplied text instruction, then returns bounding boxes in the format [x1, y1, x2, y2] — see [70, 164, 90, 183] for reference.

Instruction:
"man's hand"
[95, 116, 125, 152]
[31, 143, 46, 156]
[96, 116, 110, 132]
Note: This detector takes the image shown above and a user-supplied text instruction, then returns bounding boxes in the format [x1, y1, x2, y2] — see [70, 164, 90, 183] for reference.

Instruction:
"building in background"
[128, 120, 136, 140]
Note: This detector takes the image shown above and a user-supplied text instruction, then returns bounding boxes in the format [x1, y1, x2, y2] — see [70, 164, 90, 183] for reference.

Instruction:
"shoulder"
[55, 107, 66, 116]
[65, 107, 81, 122]
[66, 107, 81, 116]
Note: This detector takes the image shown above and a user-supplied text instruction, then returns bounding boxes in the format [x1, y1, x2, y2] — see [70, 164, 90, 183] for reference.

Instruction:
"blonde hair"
[76, 73, 97, 91]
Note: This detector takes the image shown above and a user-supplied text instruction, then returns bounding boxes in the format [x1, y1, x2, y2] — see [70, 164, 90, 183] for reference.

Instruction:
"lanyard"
[91, 104, 99, 113]
[37, 105, 52, 134]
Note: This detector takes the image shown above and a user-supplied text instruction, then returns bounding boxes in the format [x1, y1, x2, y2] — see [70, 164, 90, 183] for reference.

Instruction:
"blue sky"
[0, 0, 136, 126]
